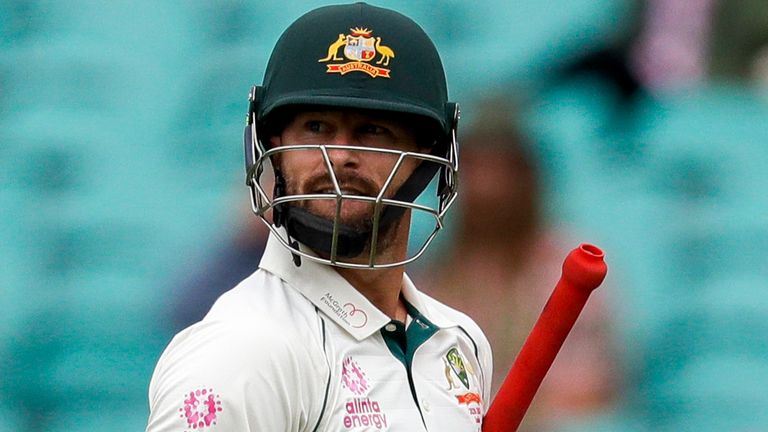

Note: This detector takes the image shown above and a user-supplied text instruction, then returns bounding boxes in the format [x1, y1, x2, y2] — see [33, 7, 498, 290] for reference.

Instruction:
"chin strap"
[284, 206, 369, 258]
[273, 158, 440, 264]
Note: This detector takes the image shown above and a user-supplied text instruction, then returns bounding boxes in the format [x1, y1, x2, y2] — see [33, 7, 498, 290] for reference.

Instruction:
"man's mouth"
[316, 187, 366, 196]
[302, 173, 380, 200]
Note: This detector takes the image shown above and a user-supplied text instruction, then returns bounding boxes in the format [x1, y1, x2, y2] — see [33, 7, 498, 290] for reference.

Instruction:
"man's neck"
[330, 214, 412, 322]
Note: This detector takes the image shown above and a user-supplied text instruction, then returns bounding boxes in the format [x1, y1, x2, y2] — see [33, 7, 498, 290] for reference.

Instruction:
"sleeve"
[459, 316, 494, 413]
[476, 330, 493, 414]
[146, 318, 328, 432]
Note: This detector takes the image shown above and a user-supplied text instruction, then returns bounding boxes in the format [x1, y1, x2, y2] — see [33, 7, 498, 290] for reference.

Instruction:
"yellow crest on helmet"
[319, 27, 394, 78]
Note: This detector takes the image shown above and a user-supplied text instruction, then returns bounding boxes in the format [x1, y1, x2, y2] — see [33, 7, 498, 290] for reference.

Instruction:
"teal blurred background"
[2, 0, 768, 430]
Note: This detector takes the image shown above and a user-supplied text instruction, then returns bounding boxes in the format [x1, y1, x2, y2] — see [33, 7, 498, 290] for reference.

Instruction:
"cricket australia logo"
[319, 27, 394, 78]
[444, 346, 483, 425]
[444, 347, 470, 389]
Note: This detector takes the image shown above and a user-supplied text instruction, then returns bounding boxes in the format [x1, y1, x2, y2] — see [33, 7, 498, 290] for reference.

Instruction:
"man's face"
[270, 109, 424, 230]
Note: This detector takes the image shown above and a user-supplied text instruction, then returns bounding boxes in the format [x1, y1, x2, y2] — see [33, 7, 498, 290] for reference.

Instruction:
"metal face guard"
[245, 120, 458, 269]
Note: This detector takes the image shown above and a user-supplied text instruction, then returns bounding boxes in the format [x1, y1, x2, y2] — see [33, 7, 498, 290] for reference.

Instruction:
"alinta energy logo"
[341, 356, 389, 430]
[341, 356, 369, 396]
[319, 27, 395, 78]
[178, 388, 222, 431]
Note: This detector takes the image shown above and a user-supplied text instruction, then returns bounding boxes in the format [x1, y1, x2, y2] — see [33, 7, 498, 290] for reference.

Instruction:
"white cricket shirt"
[147, 233, 493, 431]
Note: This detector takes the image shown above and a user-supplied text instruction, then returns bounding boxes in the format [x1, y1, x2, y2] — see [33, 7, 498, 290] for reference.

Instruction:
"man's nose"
[325, 129, 359, 168]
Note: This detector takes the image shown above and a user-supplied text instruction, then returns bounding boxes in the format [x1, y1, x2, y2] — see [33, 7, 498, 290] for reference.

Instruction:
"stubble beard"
[283, 175, 403, 258]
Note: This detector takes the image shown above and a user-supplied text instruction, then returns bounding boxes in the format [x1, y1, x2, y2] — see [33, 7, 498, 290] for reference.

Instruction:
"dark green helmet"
[258, 2, 454, 138]
[244, 2, 459, 268]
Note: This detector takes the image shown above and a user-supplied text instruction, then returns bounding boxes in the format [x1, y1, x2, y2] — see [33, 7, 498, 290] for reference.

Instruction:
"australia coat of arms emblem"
[319, 27, 394, 78]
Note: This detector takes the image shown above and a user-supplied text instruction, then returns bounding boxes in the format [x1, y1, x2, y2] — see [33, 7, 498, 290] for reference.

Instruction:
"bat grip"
[482, 244, 607, 432]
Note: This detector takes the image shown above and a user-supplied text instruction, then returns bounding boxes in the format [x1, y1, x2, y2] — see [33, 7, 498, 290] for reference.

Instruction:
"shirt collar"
[259, 232, 459, 340]
[401, 272, 458, 329]
[259, 232, 389, 341]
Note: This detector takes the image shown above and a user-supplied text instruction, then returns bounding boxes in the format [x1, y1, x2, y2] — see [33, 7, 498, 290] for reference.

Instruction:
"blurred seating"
[612, 85, 768, 430]
[3, 1, 767, 431]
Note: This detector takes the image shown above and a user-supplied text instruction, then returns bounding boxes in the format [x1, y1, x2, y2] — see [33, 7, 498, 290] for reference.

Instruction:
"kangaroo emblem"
[318, 34, 346, 62]
[444, 357, 460, 390]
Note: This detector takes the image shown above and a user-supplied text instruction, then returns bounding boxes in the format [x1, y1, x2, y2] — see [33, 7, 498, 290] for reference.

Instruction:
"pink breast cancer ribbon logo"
[178, 388, 222, 430]
[343, 303, 368, 328]
[341, 356, 370, 396]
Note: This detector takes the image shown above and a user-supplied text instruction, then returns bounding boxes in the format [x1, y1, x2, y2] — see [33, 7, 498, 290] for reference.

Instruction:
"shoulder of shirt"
[411, 287, 494, 402]
[148, 268, 332, 431]
[202, 267, 312, 321]
[414, 288, 491, 351]
[153, 268, 324, 378]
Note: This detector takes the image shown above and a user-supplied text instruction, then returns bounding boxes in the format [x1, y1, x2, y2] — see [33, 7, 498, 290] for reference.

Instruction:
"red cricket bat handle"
[482, 244, 608, 432]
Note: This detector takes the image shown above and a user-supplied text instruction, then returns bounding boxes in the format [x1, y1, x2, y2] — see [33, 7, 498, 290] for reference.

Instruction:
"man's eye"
[361, 124, 388, 135]
[306, 121, 324, 133]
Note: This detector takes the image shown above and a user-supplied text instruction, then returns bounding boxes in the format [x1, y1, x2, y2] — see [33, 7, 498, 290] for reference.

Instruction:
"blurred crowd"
[2, 0, 768, 431]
